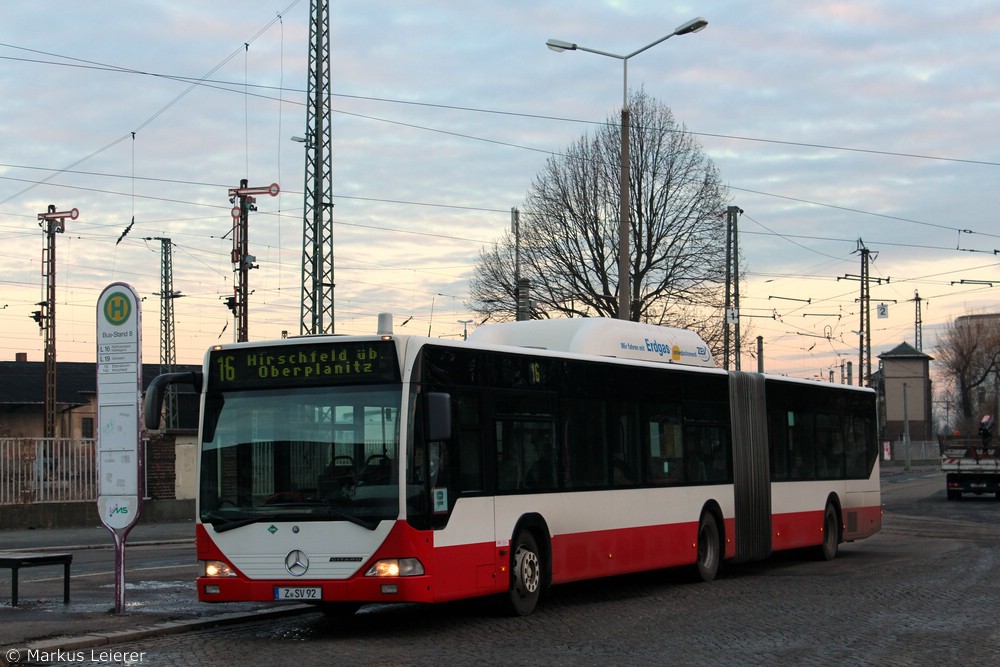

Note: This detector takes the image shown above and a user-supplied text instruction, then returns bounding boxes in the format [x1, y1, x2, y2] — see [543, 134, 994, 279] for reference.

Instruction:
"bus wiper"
[318, 503, 379, 531]
[255, 499, 380, 531]
[202, 511, 269, 533]
[203, 506, 378, 532]
[202, 502, 378, 533]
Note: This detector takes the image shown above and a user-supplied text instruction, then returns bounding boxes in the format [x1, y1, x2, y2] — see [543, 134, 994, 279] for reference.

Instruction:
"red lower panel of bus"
[772, 509, 826, 551]
[195, 521, 444, 604]
[195, 504, 880, 604]
[771, 504, 882, 551]
[843, 504, 882, 541]
[195, 518, 718, 605]
[549, 520, 705, 585]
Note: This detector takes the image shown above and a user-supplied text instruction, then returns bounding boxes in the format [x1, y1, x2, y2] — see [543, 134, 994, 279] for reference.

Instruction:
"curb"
[1, 539, 193, 554]
[1, 604, 315, 665]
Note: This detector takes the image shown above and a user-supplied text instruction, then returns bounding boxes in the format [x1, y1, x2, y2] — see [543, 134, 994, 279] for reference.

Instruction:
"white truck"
[941, 440, 1000, 500]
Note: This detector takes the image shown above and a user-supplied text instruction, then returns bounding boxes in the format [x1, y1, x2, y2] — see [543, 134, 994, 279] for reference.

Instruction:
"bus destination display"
[209, 340, 399, 390]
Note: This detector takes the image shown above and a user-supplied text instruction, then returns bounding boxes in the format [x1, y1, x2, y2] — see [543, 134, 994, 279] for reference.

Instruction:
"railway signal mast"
[227, 180, 279, 343]
[36, 205, 78, 438]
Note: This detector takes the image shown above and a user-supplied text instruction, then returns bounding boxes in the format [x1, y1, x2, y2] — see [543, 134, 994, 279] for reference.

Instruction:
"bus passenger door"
[426, 393, 501, 599]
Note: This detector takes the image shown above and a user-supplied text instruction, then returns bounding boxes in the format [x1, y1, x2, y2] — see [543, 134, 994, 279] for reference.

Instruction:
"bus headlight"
[365, 558, 424, 577]
[202, 560, 237, 577]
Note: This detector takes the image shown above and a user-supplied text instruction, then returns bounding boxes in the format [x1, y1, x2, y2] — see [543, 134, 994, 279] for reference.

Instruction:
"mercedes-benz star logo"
[285, 549, 309, 576]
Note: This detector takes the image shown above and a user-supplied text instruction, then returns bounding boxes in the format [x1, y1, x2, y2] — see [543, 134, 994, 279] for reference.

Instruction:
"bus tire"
[504, 530, 542, 616]
[694, 512, 721, 583]
[815, 502, 840, 561]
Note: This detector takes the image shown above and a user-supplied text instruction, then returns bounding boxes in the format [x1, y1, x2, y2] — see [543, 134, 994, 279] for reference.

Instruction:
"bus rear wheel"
[504, 530, 542, 616]
[694, 512, 721, 582]
[815, 502, 840, 561]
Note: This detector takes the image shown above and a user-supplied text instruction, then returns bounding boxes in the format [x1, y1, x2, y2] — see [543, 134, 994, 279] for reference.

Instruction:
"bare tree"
[936, 313, 1000, 430]
[469, 90, 731, 348]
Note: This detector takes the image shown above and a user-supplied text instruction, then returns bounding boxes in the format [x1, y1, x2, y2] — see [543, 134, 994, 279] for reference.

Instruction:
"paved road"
[12, 470, 997, 667]
[0, 523, 286, 652]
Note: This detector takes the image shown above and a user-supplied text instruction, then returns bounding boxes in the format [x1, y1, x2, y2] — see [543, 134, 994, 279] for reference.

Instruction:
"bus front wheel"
[815, 502, 840, 561]
[504, 530, 542, 616]
[694, 512, 721, 582]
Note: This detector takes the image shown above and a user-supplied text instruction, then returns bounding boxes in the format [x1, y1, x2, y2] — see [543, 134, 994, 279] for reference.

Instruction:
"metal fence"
[883, 439, 939, 464]
[0, 438, 97, 504]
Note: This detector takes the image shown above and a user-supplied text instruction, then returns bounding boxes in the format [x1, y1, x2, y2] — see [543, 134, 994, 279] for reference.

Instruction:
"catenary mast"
[300, 0, 335, 334]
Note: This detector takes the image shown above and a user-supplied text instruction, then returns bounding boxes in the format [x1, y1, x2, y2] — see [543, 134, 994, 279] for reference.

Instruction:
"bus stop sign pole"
[96, 282, 144, 614]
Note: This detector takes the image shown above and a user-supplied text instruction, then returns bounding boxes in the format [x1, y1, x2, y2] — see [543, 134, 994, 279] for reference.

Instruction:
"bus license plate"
[274, 586, 321, 601]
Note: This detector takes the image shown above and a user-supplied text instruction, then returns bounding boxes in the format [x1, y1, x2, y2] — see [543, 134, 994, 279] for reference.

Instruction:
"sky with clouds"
[1, 0, 998, 385]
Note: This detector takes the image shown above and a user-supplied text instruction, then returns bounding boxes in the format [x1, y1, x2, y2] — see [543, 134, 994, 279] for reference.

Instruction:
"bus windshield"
[199, 385, 402, 532]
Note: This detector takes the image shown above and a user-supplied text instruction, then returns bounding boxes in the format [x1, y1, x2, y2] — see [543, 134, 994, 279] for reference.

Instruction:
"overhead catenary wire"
[0, 8, 997, 369]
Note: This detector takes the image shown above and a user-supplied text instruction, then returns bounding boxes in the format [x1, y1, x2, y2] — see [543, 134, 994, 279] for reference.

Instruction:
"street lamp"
[547, 17, 707, 321]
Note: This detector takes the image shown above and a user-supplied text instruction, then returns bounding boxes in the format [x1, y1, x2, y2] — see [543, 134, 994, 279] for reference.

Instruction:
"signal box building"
[877, 342, 933, 442]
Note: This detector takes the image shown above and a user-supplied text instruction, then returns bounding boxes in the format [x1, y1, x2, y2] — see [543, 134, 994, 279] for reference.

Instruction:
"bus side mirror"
[143, 371, 202, 430]
[426, 392, 452, 442]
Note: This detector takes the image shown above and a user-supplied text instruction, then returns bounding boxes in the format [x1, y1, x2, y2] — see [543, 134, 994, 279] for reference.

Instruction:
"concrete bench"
[0, 552, 72, 606]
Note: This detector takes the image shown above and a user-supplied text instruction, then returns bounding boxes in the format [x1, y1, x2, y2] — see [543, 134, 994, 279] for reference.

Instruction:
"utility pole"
[148, 237, 181, 429]
[228, 180, 279, 343]
[512, 207, 530, 322]
[903, 382, 912, 471]
[516, 278, 531, 322]
[300, 0, 335, 335]
[512, 207, 520, 287]
[910, 290, 924, 352]
[837, 239, 886, 387]
[36, 205, 78, 438]
[723, 206, 742, 370]
[858, 241, 872, 387]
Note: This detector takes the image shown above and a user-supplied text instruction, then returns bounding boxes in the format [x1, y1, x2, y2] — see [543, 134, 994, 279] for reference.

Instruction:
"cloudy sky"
[1, 0, 998, 383]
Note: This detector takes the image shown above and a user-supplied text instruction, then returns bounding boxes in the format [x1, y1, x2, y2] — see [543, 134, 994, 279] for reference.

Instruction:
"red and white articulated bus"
[144, 317, 881, 617]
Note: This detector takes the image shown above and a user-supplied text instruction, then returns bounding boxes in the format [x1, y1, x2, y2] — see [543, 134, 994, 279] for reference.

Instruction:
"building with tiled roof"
[0, 356, 199, 438]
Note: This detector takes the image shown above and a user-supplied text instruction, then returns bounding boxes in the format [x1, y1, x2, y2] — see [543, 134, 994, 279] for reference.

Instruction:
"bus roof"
[466, 318, 716, 368]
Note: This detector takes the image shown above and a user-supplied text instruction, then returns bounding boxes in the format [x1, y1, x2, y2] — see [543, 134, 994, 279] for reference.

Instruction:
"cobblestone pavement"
[20, 517, 1000, 664]
[0, 525, 303, 652]
[4, 472, 998, 666]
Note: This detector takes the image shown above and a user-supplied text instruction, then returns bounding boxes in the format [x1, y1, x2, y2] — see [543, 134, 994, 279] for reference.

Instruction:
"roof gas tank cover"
[467, 318, 715, 368]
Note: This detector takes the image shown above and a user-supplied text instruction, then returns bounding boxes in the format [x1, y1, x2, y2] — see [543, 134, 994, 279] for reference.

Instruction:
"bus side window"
[644, 408, 682, 485]
[458, 430, 483, 492]
[613, 457, 636, 484]
[562, 398, 607, 489]
[704, 427, 730, 482]
[788, 411, 816, 480]
[496, 421, 521, 491]
[524, 428, 556, 489]
[845, 414, 871, 478]
[609, 406, 640, 488]
[496, 420, 556, 491]
[455, 392, 484, 493]
[769, 411, 789, 481]
[685, 437, 708, 482]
